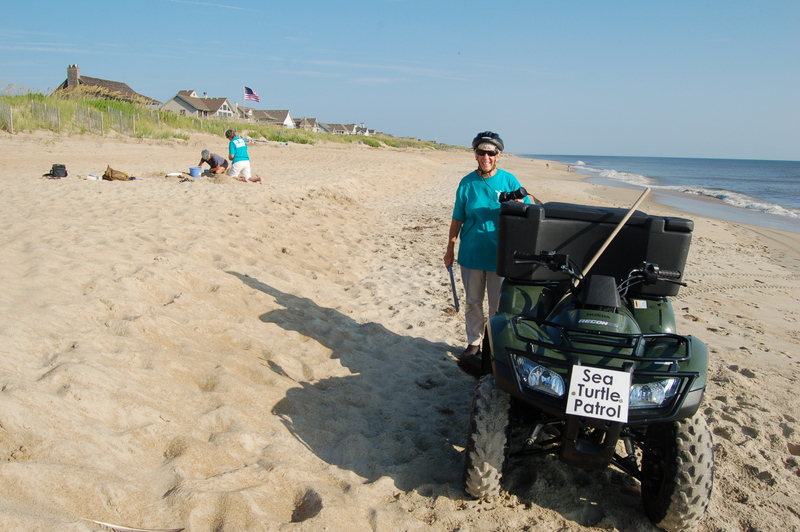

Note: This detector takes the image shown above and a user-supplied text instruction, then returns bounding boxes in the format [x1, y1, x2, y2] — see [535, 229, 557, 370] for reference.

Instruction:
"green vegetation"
[0, 86, 459, 151]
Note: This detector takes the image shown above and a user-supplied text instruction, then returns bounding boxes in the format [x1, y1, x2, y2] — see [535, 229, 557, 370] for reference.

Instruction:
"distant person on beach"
[225, 129, 263, 184]
[198, 149, 228, 174]
[444, 131, 532, 376]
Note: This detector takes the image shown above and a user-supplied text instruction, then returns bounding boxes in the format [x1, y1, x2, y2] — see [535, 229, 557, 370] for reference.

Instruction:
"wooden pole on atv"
[582, 187, 651, 278]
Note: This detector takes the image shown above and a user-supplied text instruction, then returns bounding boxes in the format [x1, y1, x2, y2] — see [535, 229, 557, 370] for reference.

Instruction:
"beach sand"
[1, 132, 798, 531]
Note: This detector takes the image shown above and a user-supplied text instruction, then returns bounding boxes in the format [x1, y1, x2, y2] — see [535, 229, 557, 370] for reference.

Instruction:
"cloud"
[351, 78, 399, 84]
[272, 70, 344, 79]
[294, 58, 466, 81]
[0, 29, 64, 39]
[165, 0, 263, 12]
[0, 43, 102, 55]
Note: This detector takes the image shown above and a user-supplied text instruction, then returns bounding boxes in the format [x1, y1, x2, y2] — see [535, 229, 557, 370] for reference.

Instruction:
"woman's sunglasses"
[475, 149, 499, 157]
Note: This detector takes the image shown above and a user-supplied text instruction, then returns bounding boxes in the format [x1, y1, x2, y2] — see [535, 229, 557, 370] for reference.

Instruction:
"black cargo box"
[497, 202, 693, 296]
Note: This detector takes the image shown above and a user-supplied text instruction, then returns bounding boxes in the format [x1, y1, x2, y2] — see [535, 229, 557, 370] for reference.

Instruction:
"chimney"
[203, 92, 208, 98]
[67, 64, 80, 88]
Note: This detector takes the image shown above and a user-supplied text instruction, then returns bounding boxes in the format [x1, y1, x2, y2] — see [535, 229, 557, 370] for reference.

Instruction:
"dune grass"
[0, 86, 457, 151]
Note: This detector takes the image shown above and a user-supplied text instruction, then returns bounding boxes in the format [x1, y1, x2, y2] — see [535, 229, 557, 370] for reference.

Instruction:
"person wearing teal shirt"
[444, 131, 533, 375]
[225, 129, 263, 184]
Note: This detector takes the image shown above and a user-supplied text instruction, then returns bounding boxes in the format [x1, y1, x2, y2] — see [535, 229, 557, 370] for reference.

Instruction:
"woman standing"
[444, 131, 531, 375]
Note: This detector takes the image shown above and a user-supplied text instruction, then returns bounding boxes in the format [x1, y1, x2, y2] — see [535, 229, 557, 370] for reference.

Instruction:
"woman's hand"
[444, 219, 462, 268]
[444, 248, 455, 268]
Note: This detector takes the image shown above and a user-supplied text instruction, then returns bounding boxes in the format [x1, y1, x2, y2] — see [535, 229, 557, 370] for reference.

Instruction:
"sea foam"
[666, 186, 800, 218]
[582, 165, 800, 218]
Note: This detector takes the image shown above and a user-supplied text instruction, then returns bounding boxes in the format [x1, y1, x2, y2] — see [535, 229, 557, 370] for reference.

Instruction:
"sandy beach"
[1, 131, 799, 531]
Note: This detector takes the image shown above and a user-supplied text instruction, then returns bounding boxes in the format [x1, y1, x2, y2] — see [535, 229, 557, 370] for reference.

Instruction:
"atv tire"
[480, 325, 493, 376]
[463, 374, 510, 500]
[641, 415, 714, 532]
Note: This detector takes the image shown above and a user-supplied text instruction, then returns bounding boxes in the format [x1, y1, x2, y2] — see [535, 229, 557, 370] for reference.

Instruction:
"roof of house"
[172, 90, 231, 113]
[239, 107, 294, 124]
[265, 110, 291, 122]
[295, 117, 319, 128]
[57, 73, 160, 104]
[325, 123, 356, 134]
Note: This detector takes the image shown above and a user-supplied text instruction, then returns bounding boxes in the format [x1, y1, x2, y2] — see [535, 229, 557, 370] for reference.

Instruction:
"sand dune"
[0, 132, 798, 531]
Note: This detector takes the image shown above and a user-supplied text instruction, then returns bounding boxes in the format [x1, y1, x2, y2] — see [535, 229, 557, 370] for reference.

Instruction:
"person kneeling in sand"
[225, 129, 263, 184]
[198, 149, 229, 174]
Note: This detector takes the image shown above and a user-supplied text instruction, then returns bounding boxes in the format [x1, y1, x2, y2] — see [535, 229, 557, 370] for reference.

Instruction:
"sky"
[1, 0, 798, 160]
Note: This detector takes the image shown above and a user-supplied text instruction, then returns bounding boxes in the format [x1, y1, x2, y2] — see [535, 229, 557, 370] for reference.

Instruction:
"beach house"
[160, 90, 235, 119]
[54, 64, 160, 105]
[294, 117, 321, 133]
[237, 107, 295, 128]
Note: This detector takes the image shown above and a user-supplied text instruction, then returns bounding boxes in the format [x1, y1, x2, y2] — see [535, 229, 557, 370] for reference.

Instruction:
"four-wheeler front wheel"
[463, 374, 511, 500]
[641, 415, 714, 531]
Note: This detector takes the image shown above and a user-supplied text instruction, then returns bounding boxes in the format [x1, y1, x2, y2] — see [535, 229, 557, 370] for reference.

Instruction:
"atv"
[463, 199, 714, 532]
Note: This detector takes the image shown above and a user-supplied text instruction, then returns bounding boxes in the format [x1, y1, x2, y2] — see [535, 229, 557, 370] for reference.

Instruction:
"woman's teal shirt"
[452, 169, 529, 271]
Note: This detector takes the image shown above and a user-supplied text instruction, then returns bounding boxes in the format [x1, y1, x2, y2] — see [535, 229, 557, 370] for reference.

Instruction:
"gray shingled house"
[54, 64, 160, 105]
[161, 90, 236, 119]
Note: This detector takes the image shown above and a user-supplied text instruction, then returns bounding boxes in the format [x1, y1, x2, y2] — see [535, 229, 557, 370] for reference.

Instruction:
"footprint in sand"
[291, 489, 323, 523]
[787, 442, 800, 456]
[738, 368, 757, 379]
[706, 325, 730, 335]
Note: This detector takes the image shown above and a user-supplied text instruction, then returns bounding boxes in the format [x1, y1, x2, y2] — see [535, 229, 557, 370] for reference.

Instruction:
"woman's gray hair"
[476, 141, 502, 153]
[201, 149, 210, 159]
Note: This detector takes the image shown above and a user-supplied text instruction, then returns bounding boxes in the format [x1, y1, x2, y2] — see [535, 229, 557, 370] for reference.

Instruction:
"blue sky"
[2, 0, 798, 160]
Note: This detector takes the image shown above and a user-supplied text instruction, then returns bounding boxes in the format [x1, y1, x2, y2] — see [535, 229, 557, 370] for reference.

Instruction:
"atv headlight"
[513, 356, 565, 397]
[629, 378, 680, 409]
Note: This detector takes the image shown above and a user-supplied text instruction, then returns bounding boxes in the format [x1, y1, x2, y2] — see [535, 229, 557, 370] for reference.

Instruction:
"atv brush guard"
[505, 316, 700, 423]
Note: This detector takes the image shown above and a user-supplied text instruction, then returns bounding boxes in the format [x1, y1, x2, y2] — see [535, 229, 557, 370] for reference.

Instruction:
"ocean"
[521, 155, 800, 233]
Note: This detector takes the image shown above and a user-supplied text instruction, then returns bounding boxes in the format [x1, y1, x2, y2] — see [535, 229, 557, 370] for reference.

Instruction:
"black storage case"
[497, 202, 693, 296]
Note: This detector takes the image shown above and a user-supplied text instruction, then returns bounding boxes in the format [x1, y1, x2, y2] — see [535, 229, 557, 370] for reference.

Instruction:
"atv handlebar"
[513, 251, 687, 297]
[512, 251, 539, 262]
[620, 263, 686, 297]
[513, 250, 578, 275]
[659, 269, 682, 280]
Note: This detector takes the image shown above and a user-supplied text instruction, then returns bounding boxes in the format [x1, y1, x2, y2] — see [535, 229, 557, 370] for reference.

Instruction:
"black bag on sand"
[43, 164, 67, 179]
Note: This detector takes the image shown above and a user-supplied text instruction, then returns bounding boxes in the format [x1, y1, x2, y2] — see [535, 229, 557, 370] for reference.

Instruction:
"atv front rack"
[510, 316, 691, 365]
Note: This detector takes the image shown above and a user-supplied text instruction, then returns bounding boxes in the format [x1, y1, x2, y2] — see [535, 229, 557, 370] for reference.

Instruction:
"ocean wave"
[664, 186, 800, 219]
[598, 169, 656, 186]
[582, 166, 657, 186]
[589, 166, 800, 219]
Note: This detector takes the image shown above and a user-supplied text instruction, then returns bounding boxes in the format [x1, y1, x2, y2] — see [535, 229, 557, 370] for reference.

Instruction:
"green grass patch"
[362, 138, 382, 148]
[0, 88, 461, 151]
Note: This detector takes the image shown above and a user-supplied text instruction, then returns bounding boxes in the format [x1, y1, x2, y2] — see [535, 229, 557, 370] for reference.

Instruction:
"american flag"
[244, 86, 260, 102]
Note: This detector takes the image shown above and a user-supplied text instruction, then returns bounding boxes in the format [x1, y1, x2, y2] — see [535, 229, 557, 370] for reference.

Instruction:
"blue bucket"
[189, 166, 201, 178]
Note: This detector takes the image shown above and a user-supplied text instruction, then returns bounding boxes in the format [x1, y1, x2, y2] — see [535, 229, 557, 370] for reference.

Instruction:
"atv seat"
[497, 202, 693, 297]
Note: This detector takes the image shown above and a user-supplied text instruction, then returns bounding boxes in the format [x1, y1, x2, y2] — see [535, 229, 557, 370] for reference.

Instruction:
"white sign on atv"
[566, 366, 631, 423]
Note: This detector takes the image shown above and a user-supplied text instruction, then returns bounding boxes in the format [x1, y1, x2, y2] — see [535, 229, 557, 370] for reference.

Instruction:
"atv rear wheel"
[463, 374, 510, 499]
[641, 415, 714, 532]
